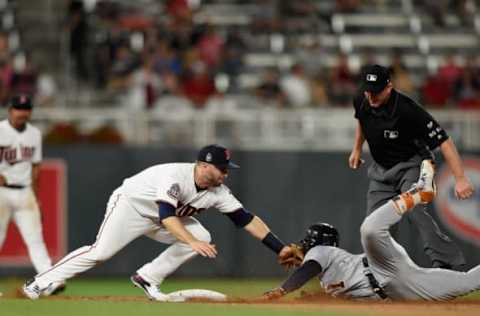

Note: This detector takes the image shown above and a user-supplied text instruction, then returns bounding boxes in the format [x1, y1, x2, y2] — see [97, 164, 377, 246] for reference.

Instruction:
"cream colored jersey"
[121, 163, 243, 219]
[0, 119, 42, 186]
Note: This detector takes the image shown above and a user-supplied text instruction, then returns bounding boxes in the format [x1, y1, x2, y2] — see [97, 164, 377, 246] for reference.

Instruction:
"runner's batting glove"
[262, 287, 286, 300]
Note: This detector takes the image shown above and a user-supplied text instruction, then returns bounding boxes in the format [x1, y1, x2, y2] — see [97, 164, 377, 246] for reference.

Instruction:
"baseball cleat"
[42, 281, 67, 297]
[417, 159, 436, 204]
[392, 160, 436, 214]
[22, 278, 42, 300]
[130, 274, 170, 301]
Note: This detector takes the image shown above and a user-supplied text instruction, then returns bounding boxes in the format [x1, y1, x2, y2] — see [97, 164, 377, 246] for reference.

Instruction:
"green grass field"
[1, 277, 479, 316]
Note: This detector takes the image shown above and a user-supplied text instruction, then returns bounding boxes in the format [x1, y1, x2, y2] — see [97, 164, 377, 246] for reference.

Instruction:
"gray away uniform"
[304, 202, 480, 300]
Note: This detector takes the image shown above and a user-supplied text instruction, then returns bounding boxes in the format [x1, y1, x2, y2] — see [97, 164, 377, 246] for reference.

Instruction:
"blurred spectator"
[0, 32, 9, 62]
[389, 53, 415, 95]
[251, 0, 282, 33]
[455, 0, 477, 27]
[255, 68, 285, 107]
[36, 67, 58, 107]
[416, 0, 476, 28]
[118, 7, 153, 31]
[279, 0, 319, 33]
[153, 40, 182, 75]
[218, 31, 247, 91]
[166, 0, 193, 23]
[92, 4, 128, 88]
[168, 19, 197, 55]
[196, 24, 224, 69]
[108, 45, 139, 90]
[418, 0, 449, 27]
[310, 71, 330, 107]
[453, 58, 480, 109]
[421, 74, 450, 107]
[280, 63, 312, 107]
[161, 70, 181, 96]
[437, 54, 463, 91]
[328, 53, 356, 107]
[181, 61, 217, 108]
[0, 54, 13, 106]
[11, 53, 38, 97]
[125, 54, 162, 110]
[67, 0, 89, 80]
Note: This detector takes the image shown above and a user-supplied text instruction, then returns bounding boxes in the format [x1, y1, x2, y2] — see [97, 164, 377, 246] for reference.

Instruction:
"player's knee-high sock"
[392, 160, 436, 215]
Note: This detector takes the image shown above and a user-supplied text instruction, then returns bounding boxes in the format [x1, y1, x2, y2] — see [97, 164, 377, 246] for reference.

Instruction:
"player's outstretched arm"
[161, 216, 217, 258]
[243, 216, 271, 240]
[243, 216, 289, 255]
[262, 260, 323, 300]
[440, 138, 475, 200]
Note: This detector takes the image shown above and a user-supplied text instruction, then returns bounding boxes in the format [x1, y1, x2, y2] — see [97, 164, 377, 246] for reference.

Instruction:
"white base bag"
[166, 289, 227, 302]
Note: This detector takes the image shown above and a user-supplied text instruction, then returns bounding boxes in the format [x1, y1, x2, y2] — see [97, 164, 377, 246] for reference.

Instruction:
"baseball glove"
[278, 243, 304, 270]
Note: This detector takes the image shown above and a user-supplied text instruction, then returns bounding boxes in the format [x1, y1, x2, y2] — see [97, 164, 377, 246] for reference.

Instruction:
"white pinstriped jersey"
[0, 119, 42, 186]
[120, 163, 243, 219]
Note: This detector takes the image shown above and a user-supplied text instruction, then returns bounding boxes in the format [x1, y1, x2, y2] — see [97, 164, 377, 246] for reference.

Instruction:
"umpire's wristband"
[262, 232, 286, 254]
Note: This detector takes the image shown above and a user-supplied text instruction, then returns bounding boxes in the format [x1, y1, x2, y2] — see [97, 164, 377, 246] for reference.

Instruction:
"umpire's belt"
[4, 184, 26, 189]
[362, 257, 388, 299]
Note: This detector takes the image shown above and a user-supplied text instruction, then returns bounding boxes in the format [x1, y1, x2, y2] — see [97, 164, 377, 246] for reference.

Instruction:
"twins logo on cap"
[205, 153, 212, 162]
[366, 74, 378, 82]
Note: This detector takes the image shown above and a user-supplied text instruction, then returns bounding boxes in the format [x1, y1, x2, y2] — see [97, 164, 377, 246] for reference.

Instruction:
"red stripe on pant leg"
[35, 193, 121, 279]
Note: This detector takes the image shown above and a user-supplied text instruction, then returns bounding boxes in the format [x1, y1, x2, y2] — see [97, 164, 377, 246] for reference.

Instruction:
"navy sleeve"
[157, 201, 176, 221]
[281, 260, 323, 293]
[224, 208, 254, 228]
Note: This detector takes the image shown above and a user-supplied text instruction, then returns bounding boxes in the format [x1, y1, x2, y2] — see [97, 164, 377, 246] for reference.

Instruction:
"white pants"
[34, 189, 211, 288]
[0, 187, 52, 273]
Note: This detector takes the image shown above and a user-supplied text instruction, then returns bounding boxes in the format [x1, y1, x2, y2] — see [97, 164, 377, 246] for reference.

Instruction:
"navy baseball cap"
[10, 95, 33, 110]
[362, 65, 390, 94]
[197, 144, 240, 169]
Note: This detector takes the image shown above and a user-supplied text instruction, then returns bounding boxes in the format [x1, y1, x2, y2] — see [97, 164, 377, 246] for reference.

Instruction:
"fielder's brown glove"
[278, 243, 304, 270]
[261, 287, 286, 300]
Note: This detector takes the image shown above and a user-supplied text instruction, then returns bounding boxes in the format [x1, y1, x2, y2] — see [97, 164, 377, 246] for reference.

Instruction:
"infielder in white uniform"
[0, 95, 64, 295]
[265, 160, 479, 301]
[23, 144, 290, 300]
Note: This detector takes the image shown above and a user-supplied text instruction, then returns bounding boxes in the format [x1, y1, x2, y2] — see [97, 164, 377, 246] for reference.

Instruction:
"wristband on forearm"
[262, 232, 286, 254]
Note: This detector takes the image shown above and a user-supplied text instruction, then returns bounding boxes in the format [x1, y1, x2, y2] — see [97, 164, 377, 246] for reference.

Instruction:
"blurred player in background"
[349, 65, 474, 269]
[0, 95, 65, 295]
[22, 144, 290, 301]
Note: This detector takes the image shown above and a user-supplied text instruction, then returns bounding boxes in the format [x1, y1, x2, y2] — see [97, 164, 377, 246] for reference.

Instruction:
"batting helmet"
[300, 222, 339, 252]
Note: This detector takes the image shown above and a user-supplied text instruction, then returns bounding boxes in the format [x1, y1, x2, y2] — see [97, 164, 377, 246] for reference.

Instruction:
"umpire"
[349, 64, 475, 269]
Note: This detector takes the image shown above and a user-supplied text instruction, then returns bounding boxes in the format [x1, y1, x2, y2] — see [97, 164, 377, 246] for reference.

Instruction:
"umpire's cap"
[362, 64, 390, 94]
[10, 95, 33, 110]
[197, 144, 240, 169]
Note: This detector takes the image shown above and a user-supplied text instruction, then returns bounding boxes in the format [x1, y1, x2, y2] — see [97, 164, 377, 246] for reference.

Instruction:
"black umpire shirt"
[353, 89, 448, 169]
